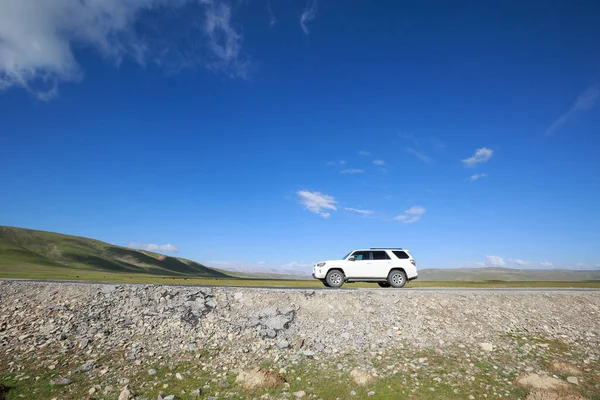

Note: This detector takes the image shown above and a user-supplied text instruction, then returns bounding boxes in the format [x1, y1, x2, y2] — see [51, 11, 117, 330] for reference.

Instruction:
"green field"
[2, 225, 599, 289]
[1, 264, 599, 288]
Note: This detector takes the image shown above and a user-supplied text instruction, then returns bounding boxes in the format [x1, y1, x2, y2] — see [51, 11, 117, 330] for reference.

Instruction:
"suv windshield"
[342, 252, 352, 260]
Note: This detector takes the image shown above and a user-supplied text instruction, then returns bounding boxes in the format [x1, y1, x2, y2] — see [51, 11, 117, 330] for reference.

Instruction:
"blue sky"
[1, 0, 599, 273]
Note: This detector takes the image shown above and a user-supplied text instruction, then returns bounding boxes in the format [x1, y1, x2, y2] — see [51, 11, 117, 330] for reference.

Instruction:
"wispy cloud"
[512, 259, 532, 267]
[297, 190, 337, 218]
[485, 255, 506, 267]
[284, 261, 312, 268]
[326, 160, 346, 166]
[129, 242, 179, 253]
[372, 159, 385, 166]
[394, 206, 426, 224]
[340, 169, 364, 174]
[203, 2, 249, 78]
[545, 86, 600, 136]
[540, 261, 553, 267]
[398, 132, 418, 145]
[300, 0, 318, 35]
[406, 148, 432, 163]
[344, 207, 374, 215]
[266, 3, 277, 27]
[462, 147, 493, 167]
[430, 137, 445, 149]
[0, 0, 248, 100]
[359, 150, 371, 156]
[467, 173, 487, 182]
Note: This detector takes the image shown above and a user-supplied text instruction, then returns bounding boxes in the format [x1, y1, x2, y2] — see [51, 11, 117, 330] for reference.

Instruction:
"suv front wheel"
[387, 269, 407, 288]
[325, 269, 345, 288]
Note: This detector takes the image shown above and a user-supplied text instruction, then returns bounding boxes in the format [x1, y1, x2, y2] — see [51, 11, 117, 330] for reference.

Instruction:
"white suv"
[312, 248, 418, 288]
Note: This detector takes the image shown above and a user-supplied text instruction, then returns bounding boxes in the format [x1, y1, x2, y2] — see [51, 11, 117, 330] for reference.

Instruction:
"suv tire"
[387, 269, 407, 288]
[377, 282, 391, 288]
[322, 280, 331, 287]
[325, 270, 345, 288]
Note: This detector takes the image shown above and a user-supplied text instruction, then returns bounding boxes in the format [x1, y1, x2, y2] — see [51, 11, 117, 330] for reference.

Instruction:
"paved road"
[2, 278, 598, 292]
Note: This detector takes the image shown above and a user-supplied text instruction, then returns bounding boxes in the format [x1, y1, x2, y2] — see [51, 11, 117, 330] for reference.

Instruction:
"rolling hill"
[418, 267, 600, 282]
[0, 226, 230, 278]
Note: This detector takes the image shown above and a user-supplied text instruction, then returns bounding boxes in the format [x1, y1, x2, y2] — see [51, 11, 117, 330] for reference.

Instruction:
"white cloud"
[300, 0, 317, 35]
[462, 147, 493, 167]
[545, 86, 600, 136]
[430, 137, 445, 149]
[372, 159, 385, 166]
[406, 148, 432, 163]
[129, 242, 179, 253]
[326, 160, 346, 166]
[467, 173, 487, 182]
[512, 259, 532, 267]
[284, 261, 312, 268]
[267, 3, 277, 27]
[340, 169, 364, 174]
[297, 190, 337, 218]
[540, 261, 553, 267]
[485, 255, 506, 267]
[358, 150, 371, 156]
[398, 132, 418, 145]
[344, 207, 374, 215]
[0, 0, 248, 100]
[394, 206, 426, 224]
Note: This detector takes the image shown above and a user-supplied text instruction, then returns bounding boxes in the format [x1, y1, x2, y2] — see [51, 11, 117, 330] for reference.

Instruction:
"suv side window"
[393, 251, 409, 259]
[371, 251, 390, 260]
[351, 251, 370, 261]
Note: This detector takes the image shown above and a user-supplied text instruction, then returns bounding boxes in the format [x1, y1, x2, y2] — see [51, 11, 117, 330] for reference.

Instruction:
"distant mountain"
[0, 226, 230, 278]
[418, 267, 600, 282]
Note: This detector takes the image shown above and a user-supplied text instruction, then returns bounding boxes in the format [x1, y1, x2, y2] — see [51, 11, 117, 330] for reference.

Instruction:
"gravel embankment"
[1, 281, 599, 361]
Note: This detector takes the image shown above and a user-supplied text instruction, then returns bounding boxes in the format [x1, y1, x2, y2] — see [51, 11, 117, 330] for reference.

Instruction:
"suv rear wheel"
[325, 269, 345, 288]
[387, 269, 407, 288]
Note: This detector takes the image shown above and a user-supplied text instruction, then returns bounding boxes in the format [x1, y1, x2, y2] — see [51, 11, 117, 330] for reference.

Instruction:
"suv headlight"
[317, 262, 326, 267]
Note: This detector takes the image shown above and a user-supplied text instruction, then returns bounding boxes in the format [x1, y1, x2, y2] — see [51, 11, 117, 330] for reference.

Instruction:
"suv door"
[346, 251, 370, 278]
[370, 250, 392, 278]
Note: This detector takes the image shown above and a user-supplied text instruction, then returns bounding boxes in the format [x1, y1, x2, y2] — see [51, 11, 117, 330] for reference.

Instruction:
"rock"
[548, 362, 582, 376]
[176, 373, 183, 380]
[479, 343, 493, 352]
[88, 387, 96, 395]
[259, 307, 278, 318]
[337, 363, 344, 370]
[276, 340, 290, 349]
[526, 389, 587, 400]
[515, 373, 569, 390]
[79, 339, 89, 349]
[350, 391, 357, 396]
[302, 350, 315, 357]
[264, 315, 291, 331]
[50, 378, 72, 386]
[566, 376, 578, 385]
[367, 391, 375, 396]
[349, 369, 376, 386]
[235, 367, 286, 390]
[148, 369, 157, 375]
[163, 396, 176, 400]
[293, 391, 306, 398]
[118, 386, 132, 400]
[190, 388, 202, 397]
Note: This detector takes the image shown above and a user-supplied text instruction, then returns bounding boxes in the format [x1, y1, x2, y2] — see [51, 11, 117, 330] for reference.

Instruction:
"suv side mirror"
[348, 256, 355, 261]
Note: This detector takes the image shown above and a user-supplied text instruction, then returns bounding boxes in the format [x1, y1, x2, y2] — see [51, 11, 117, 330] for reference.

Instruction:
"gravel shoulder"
[1, 280, 598, 399]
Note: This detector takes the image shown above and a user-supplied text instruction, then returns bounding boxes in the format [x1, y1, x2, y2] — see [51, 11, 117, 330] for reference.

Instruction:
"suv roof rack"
[370, 247, 403, 250]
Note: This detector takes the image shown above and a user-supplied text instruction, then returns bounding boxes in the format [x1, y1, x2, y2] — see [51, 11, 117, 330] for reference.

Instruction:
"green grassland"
[1, 226, 599, 288]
